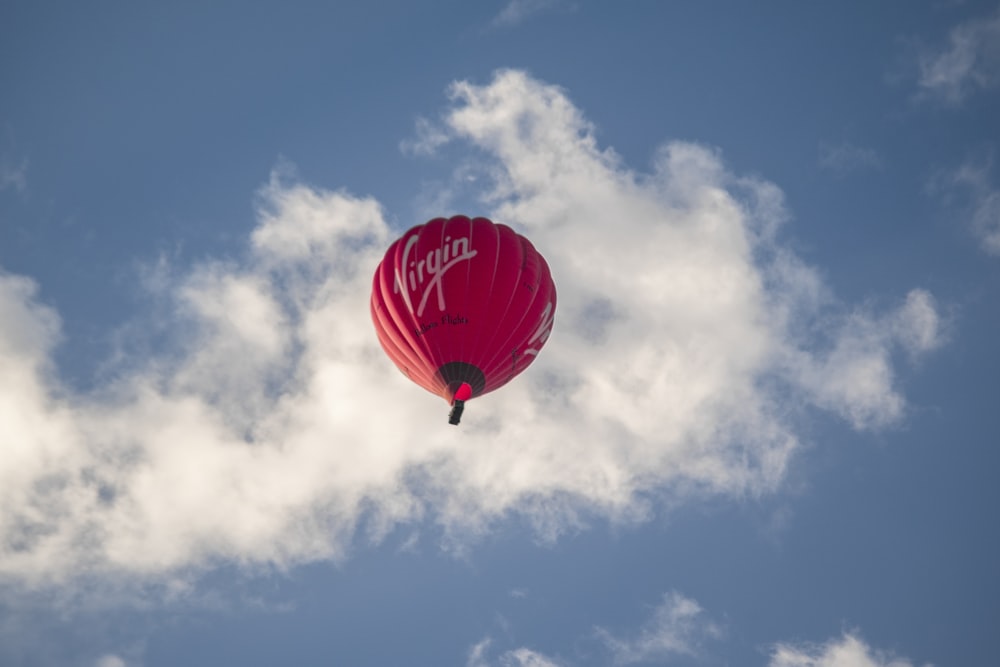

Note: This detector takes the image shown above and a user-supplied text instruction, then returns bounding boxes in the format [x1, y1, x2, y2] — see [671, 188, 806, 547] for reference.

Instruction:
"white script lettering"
[394, 234, 478, 317]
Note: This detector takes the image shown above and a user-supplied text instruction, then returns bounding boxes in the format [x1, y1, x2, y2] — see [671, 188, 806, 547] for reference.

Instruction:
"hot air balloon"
[370, 215, 556, 425]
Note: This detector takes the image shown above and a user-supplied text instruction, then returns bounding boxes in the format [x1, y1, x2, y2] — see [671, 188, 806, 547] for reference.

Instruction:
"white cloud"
[769, 632, 928, 667]
[0, 69, 940, 592]
[917, 7, 1000, 104]
[597, 591, 723, 664]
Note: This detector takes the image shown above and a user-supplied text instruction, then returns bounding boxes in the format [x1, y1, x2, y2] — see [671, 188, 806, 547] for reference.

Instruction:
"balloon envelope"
[370, 215, 556, 420]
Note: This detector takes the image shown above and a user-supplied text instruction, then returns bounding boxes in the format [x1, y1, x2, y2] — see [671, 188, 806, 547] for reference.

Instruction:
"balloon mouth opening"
[435, 361, 487, 402]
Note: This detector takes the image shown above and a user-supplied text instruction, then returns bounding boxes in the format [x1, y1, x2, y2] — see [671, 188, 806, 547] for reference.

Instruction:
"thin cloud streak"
[0, 157, 27, 193]
[465, 595, 927, 667]
[0, 69, 941, 593]
[949, 157, 1000, 256]
[94, 655, 127, 667]
[928, 153, 1000, 256]
[468, 639, 562, 667]
[818, 142, 883, 175]
[492, 0, 568, 28]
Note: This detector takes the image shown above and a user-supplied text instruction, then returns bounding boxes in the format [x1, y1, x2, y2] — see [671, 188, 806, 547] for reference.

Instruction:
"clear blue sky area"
[1, 2, 998, 666]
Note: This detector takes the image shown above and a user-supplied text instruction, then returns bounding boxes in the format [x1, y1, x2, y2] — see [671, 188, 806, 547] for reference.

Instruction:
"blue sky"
[1, 2, 998, 666]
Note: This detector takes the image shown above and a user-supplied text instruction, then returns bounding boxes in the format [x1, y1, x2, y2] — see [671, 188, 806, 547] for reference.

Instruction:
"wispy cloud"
[0, 157, 27, 193]
[492, 0, 570, 28]
[0, 69, 941, 595]
[818, 142, 883, 175]
[399, 117, 451, 156]
[468, 639, 563, 667]
[953, 158, 1000, 255]
[596, 591, 723, 664]
[468, 597, 926, 667]
[782, 289, 942, 429]
[917, 6, 1000, 105]
[769, 632, 927, 667]
[930, 154, 1000, 256]
[0, 595, 149, 667]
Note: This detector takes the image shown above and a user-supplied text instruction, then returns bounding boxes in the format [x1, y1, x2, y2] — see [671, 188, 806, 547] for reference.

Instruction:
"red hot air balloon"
[371, 215, 556, 424]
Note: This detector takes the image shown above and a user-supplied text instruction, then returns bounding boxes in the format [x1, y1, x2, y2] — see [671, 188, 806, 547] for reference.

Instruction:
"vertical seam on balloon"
[476, 233, 547, 387]
[424, 217, 451, 396]
[465, 224, 524, 390]
[375, 263, 435, 385]
[483, 240, 555, 385]
[388, 223, 441, 394]
[456, 216, 472, 395]
[371, 290, 434, 386]
[484, 274, 552, 389]
[464, 217, 500, 396]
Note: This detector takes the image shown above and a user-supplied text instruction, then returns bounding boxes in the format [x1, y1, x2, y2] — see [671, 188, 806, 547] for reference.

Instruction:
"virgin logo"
[524, 301, 554, 356]
[394, 234, 478, 317]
